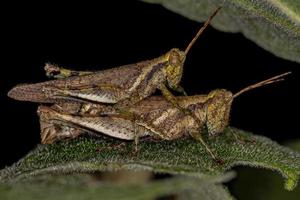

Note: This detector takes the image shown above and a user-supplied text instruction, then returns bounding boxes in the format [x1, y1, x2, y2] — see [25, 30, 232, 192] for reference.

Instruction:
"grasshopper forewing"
[37, 72, 290, 162]
[8, 8, 221, 116]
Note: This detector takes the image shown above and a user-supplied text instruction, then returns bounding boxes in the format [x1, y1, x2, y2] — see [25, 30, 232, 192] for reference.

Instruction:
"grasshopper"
[37, 72, 290, 162]
[8, 8, 221, 121]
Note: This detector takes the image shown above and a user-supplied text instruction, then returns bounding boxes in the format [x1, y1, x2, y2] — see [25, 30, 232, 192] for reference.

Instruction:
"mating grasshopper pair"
[35, 71, 288, 163]
[7, 7, 290, 162]
[36, 72, 290, 163]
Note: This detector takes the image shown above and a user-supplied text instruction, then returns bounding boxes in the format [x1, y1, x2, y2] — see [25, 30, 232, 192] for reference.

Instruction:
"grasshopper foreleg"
[159, 84, 202, 125]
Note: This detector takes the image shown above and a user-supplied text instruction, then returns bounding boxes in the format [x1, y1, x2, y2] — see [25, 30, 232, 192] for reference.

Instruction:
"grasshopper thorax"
[165, 48, 186, 90]
[206, 89, 233, 136]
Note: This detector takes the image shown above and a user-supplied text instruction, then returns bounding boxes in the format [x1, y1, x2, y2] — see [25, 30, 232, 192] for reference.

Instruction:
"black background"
[1, 0, 299, 171]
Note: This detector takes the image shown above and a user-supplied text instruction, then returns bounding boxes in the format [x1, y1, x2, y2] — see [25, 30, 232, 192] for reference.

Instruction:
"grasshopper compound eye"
[168, 48, 186, 66]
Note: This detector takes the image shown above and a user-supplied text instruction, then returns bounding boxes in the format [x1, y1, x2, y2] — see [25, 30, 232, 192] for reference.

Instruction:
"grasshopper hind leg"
[159, 84, 202, 125]
[38, 105, 84, 144]
[40, 119, 84, 144]
[45, 63, 94, 79]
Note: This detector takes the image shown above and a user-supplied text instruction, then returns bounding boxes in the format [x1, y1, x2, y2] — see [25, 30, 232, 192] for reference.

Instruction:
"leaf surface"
[143, 0, 300, 63]
[0, 174, 234, 200]
[1, 128, 299, 190]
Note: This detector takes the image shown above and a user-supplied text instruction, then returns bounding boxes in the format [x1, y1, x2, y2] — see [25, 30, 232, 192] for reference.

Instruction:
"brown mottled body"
[38, 90, 233, 162]
[38, 90, 232, 142]
[8, 8, 222, 119]
[38, 95, 211, 143]
[8, 53, 175, 104]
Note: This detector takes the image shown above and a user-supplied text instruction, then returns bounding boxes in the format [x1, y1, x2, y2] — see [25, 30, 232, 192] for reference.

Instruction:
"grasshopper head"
[163, 8, 222, 90]
[205, 72, 291, 136]
[165, 48, 186, 90]
[206, 89, 233, 136]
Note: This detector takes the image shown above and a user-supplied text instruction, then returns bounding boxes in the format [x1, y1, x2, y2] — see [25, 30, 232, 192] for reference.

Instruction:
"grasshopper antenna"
[233, 72, 291, 99]
[184, 7, 222, 55]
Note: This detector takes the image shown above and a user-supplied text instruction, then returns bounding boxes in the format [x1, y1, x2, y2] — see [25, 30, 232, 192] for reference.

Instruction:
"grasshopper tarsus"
[45, 63, 64, 78]
[131, 145, 140, 157]
[172, 85, 188, 96]
[214, 158, 225, 165]
[45, 63, 93, 79]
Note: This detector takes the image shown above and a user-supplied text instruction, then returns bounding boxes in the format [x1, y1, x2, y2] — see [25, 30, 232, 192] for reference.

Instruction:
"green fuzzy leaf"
[231, 140, 300, 200]
[0, 174, 234, 200]
[0, 128, 299, 191]
[142, 0, 300, 63]
[288, 140, 300, 151]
